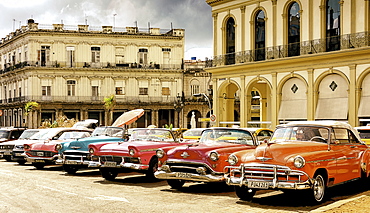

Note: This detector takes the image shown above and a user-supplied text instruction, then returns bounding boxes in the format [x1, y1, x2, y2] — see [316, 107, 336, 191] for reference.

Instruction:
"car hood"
[62, 136, 124, 152]
[99, 141, 181, 153]
[245, 141, 328, 164]
[167, 141, 250, 160]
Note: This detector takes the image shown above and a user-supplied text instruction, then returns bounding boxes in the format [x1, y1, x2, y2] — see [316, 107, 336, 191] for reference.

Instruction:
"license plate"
[104, 161, 117, 167]
[65, 160, 78, 165]
[35, 160, 45, 163]
[15, 153, 23, 156]
[37, 152, 44, 157]
[175, 172, 192, 179]
[4, 151, 11, 155]
[248, 181, 269, 189]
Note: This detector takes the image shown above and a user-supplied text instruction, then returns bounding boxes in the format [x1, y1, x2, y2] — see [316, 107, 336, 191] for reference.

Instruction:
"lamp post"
[174, 93, 184, 128]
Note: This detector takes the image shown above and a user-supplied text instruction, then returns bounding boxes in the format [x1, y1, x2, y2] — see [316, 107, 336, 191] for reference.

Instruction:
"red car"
[154, 127, 268, 189]
[23, 128, 92, 169]
[88, 128, 193, 180]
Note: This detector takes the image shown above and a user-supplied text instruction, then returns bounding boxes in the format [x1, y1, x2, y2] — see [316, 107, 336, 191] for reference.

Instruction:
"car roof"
[279, 121, 353, 129]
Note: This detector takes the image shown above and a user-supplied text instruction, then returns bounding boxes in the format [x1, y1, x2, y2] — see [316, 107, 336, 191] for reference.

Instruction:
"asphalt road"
[0, 160, 367, 213]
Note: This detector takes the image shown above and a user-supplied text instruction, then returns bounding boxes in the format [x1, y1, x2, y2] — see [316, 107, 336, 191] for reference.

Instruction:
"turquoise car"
[55, 126, 126, 174]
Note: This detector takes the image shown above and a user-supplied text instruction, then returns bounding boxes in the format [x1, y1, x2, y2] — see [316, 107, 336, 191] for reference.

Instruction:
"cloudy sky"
[0, 0, 213, 60]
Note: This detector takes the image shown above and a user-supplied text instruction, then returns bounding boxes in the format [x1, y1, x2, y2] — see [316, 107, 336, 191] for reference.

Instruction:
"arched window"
[326, 0, 340, 51]
[255, 10, 265, 61]
[288, 2, 300, 56]
[225, 17, 235, 65]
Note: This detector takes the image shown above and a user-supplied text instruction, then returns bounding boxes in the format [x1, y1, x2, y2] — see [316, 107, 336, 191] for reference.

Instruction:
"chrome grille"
[166, 161, 212, 174]
[99, 155, 139, 164]
[27, 151, 56, 157]
[0, 144, 15, 150]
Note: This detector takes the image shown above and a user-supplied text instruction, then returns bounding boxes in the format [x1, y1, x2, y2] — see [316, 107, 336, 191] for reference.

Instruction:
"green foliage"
[104, 94, 116, 110]
[24, 101, 40, 116]
[164, 124, 173, 130]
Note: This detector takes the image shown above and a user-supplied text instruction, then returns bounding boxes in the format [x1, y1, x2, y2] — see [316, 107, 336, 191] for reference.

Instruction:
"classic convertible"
[154, 127, 272, 189]
[88, 128, 192, 180]
[225, 121, 370, 203]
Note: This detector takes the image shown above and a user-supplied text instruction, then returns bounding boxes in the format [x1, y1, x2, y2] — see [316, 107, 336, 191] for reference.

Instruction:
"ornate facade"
[206, 0, 370, 129]
[0, 19, 188, 128]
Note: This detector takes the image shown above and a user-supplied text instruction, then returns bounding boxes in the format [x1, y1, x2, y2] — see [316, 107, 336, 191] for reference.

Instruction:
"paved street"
[0, 160, 368, 213]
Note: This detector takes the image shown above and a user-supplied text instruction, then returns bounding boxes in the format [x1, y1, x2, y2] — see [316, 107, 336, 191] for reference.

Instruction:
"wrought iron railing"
[206, 31, 370, 67]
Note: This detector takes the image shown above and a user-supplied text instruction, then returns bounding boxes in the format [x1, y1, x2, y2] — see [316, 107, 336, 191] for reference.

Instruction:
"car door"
[332, 128, 367, 183]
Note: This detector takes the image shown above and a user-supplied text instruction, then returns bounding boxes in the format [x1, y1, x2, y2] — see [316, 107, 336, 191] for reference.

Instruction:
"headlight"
[228, 154, 238, 165]
[293, 156, 305, 168]
[209, 151, 219, 161]
[55, 144, 62, 151]
[89, 148, 95, 154]
[156, 149, 165, 158]
[129, 149, 135, 156]
[24, 144, 30, 150]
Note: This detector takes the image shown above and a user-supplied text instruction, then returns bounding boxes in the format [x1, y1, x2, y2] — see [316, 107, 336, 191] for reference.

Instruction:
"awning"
[315, 97, 348, 119]
[358, 96, 370, 117]
[278, 99, 307, 119]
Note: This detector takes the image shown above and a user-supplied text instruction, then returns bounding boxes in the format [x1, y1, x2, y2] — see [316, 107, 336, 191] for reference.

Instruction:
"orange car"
[225, 121, 370, 204]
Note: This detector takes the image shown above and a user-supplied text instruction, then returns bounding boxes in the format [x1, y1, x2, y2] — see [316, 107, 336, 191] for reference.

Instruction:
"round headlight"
[209, 151, 219, 161]
[89, 148, 95, 154]
[294, 156, 305, 168]
[156, 149, 165, 158]
[55, 144, 62, 151]
[24, 144, 30, 150]
[228, 154, 238, 165]
[129, 149, 135, 156]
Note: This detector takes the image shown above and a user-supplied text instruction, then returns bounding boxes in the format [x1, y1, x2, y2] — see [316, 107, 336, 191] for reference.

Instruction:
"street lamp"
[193, 93, 212, 110]
[174, 93, 184, 127]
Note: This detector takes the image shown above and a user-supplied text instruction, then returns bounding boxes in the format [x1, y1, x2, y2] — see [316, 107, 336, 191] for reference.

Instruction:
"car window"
[271, 126, 329, 143]
[333, 128, 350, 144]
[200, 129, 254, 145]
[0, 130, 10, 139]
[130, 129, 174, 142]
[357, 129, 370, 139]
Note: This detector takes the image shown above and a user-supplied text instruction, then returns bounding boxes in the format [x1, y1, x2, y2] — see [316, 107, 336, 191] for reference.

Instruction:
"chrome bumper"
[56, 159, 91, 166]
[225, 163, 313, 190]
[88, 161, 149, 170]
[24, 154, 59, 163]
[155, 170, 224, 182]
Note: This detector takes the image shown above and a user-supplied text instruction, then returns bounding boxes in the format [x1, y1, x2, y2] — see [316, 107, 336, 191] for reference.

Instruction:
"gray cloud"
[0, 0, 213, 59]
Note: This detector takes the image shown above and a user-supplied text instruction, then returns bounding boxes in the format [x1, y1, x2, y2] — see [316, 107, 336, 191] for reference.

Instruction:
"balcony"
[206, 31, 370, 67]
[0, 61, 183, 74]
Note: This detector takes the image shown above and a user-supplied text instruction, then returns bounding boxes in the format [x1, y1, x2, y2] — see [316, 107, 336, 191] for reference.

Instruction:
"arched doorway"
[218, 81, 239, 127]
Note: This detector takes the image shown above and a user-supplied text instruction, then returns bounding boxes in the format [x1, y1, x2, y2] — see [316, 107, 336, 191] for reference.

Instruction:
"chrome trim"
[154, 170, 224, 182]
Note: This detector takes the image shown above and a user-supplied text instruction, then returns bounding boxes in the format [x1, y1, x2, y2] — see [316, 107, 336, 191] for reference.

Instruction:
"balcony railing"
[0, 61, 183, 74]
[0, 95, 184, 104]
[205, 31, 370, 68]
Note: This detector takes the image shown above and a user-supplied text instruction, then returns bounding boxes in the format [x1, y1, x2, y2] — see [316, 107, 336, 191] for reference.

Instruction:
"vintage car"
[224, 121, 370, 203]
[88, 128, 192, 180]
[181, 128, 206, 141]
[244, 128, 274, 144]
[55, 126, 125, 174]
[355, 126, 370, 145]
[154, 127, 266, 189]
[23, 128, 92, 169]
[0, 129, 40, 162]
[0, 127, 26, 143]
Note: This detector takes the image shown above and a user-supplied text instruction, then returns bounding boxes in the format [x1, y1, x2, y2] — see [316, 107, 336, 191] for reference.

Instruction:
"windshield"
[199, 129, 254, 145]
[58, 131, 91, 140]
[0, 130, 10, 139]
[183, 129, 203, 137]
[19, 130, 40, 139]
[130, 129, 174, 142]
[357, 129, 370, 139]
[271, 126, 330, 143]
[92, 127, 124, 137]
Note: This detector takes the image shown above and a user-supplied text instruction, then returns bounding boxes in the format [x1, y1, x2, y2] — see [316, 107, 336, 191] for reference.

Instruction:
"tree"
[104, 94, 116, 125]
[24, 101, 40, 116]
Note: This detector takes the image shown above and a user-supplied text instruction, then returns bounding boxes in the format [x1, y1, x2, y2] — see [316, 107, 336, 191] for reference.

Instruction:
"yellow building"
[0, 19, 186, 128]
[206, 0, 370, 129]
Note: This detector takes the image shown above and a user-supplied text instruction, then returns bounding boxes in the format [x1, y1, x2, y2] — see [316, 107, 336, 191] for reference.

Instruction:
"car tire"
[145, 158, 158, 180]
[100, 168, 118, 181]
[235, 185, 256, 201]
[311, 174, 326, 203]
[33, 163, 45, 170]
[167, 179, 185, 189]
[3, 156, 12, 162]
[64, 165, 78, 175]
[17, 160, 26, 165]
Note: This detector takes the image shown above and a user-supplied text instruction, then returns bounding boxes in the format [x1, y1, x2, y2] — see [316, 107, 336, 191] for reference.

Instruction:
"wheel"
[63, 165, 78, 174]
[311, 174, 326, 203]
[145, 158, 158, 179]
[100, 168, 118, 181]
[167, 179, 185, 189]
[17, 160, 26, 165]
[310, 136, 327, 143]
[3, 156, 12, 162]
[234, 186, 256, 201]
[33, 163, 45, 170]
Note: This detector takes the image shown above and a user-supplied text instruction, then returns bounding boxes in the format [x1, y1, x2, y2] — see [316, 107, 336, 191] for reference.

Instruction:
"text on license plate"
[248, 181, 269, 189]
[65, 160, 78, 165]
[104, 162, 117, 167]
[175, 172, 192, 178]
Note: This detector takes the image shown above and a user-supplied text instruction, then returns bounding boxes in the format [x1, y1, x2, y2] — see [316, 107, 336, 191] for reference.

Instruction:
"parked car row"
[2, 121, 370, 205]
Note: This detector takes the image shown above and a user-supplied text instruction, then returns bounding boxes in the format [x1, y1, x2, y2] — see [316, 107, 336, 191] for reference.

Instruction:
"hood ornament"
[180, 151, 190, 158]
[256, 156, 272, 162]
